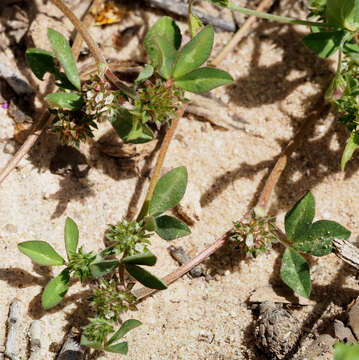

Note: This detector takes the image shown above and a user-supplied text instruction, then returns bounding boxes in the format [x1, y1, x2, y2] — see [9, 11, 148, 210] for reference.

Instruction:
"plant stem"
[119, 264, 125, 286]
[50, 0, 136, 99]
[211, 0, 275, 67]
[133, 229, 231, 300]
[227, 1, 333, 28]
[134, 97, 330, 301]
[0, 0, 102, 186]
[137, 106, 185, 221]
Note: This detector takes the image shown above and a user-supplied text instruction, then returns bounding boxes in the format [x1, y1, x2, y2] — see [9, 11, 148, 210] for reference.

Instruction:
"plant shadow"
[226, 20, 333, 108]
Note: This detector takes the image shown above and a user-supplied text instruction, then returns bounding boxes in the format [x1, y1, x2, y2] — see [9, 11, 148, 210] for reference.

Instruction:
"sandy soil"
[1, 0, 359, 359]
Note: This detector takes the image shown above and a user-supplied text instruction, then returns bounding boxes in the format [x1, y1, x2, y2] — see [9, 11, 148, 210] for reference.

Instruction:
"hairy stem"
[50, 0, 136, 98]
[0, 0, 102, 186]
[227, 1, 333, 28]
[211, 0, 275, 67]
[137, 106, 185, 221]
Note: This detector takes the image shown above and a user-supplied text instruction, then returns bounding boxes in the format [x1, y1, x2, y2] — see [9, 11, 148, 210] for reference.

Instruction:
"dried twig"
[28, 321, 42, 360]
[145, 0, 236, 32]
[211, 0, 275, 66]
[333, 238, 359, 270]
[4, 299, 22, 360]
[56, 328, 86, 360]
[0, 0, 102, 186]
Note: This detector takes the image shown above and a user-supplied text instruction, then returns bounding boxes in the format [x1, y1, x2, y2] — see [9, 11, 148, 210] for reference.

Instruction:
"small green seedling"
[334, 341, 359, 359]
[233, 191, 350, 298]
[17, 166, 190, 353]
[26, 29, 104, 145]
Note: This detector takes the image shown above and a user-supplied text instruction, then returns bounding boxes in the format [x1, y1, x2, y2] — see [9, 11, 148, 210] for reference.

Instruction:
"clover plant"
[14, 0, 359, 357]
[232, 192, 350, 298]
[18, 167, 190, 353]
[26, 18, 233, 146]
[334, 342, 359, 359]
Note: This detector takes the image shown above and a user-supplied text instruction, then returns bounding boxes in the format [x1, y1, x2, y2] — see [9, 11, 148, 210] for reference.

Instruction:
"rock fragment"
[28, 321, 42, 360]
[348, 296, 359, 340]
[56, 328, 86, 360]
[168, 245, 204, 278]
[0, 59, 34, 95]
[334, 319, 356, 344]
[5, 299, 22, 360]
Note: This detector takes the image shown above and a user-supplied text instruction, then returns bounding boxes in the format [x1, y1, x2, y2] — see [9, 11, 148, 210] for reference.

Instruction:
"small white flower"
[245, 233, 254, 247]
[86, 90, 95, 100]
[105, 94, 114, 105]
[95, 92, 104, 103]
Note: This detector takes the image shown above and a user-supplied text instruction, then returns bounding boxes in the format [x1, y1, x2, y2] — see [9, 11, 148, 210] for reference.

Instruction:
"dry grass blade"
[211, 0, 275, 67]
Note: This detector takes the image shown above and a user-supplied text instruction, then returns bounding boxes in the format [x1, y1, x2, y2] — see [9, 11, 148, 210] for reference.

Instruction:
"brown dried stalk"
[136, 107, 185, 221]
[50, 0, 136, 98]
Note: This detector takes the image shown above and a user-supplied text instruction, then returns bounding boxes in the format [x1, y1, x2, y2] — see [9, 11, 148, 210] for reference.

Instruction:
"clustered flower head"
[50, 108, 98, 147]
[67, 247, 96, 282]
[82, 317, 114, 344]
[106, 219, 151, 256]
[231, 212, 278, 258]
[89, 278, 137, 322]
[131, 79, 186, 126]
[83, 75, 124, 121]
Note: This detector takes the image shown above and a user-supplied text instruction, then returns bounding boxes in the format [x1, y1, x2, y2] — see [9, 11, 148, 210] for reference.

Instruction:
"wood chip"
[348, 296, 359, 340]
[5, 299, 22, 360]
[56, 328, 86, 360]
[28, 321, 42, 360]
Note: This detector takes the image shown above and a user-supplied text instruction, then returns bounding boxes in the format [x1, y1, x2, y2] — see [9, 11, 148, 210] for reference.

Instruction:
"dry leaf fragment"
[92, 1, 128, 26]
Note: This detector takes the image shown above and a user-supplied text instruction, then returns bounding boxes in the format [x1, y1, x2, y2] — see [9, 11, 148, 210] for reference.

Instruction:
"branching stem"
[134, 98, 330, 301]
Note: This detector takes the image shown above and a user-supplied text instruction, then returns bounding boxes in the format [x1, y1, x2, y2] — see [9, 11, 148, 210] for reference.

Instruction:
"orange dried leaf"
[92, 1, 128, 26]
